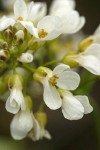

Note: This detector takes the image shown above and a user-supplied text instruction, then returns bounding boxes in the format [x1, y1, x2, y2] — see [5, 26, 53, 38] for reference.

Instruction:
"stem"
[23, 73, 31, 95]
[22, 64, 36, 73]
[38, 100, 45, 112]
[43, 59, 62, 67]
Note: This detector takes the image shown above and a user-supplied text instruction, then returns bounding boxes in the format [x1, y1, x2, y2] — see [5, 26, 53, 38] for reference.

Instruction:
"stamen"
[39, 29, 48, 38]
[49, 75, 58, 86]
[17, 17, 23, 21]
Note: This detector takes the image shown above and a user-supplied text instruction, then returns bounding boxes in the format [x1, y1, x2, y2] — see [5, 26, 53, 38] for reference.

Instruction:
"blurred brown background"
[0, 0, 100, 150]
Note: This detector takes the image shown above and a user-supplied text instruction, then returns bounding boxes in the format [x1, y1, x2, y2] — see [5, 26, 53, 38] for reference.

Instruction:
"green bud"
[8, 74, 23, 90]
[63, 53, 79, 67]
[25, 96, 33, 111]
[0, 49, 10, 61]
[33, 66, 52, 83]
[79, 37, 94, 52]
[2, 42, 9, 50]
[34, 112, 47, 128]
[4, 29, 13, 39]
[9, 46, 16, 54]
[14, 30, 24, 44]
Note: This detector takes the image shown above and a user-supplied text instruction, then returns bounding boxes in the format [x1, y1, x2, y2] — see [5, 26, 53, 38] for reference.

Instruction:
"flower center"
[17, 16, 23, 21]
[49, 75, 58, 86]
[38, 29, 48, 38]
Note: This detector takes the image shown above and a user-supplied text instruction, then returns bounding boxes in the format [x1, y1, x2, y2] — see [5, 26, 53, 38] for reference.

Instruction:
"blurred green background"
[0, 0, 100, 150]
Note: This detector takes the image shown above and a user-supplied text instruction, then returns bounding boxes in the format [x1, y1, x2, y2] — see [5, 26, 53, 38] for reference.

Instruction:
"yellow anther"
[39, 29, 48, 38]
[17, 16, 23, 21]
[49, 75, 58, 86]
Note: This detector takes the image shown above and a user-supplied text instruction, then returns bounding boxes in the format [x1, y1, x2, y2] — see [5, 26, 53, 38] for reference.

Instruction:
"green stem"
[23, 73, 31, 95]
[43, 59, 62, 67]
[22, 64, 36, 73]
[38, 100, 45, 112]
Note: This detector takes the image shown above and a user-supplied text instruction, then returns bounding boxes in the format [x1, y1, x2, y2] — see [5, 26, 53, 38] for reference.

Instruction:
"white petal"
[10, 111, 33, 140]
[75, 96, 93, 114]
[6, 96, 20, 114]
[57, 71, 80, 90]
[50, 0, 75, 15]
[27, 1, 34, 14]
[14, 0, 28, 20]
[62, 10, 85, 34]
[84, 43, 100, 59]
[32, 116, 41, 141]
[28, 2, 47, 24]
[0, 18, 15, 31]
[94, 25, 100, 35]
[61, 91, 84, 120]
[21, 21, 39, 38]
[37, 15, 62, 40]
[6, 89, 20, 114]
[5, 89, 26, 114]
[43, 78, 62, 110]
[53, 64, 70, 76]
[40, 128, 51, 140]
[70, 16, 85, 33]
[28, 116, 41, 141]
[76, 55, 100, 75]
[43, 130, 51, 139]
[0, 16, 7, 22]
[18, 91, 26, 111]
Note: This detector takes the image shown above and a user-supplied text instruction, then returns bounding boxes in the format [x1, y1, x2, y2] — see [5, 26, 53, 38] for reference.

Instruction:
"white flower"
[18, 52, 34, 63]
[21, 15, 62, 41]
[74, 43, 100, 75]
[61, 10, 85, 34]
[10, 110, 33, 140]
[0, 0, 47, 31]
[28, 115, 51, 141]
[42, 64, 80, 110]
[27, 2, 47, 25]
[50, 0, 85, 34]
[50, 0, 75, 14]
[5, 75, 26, 114]
[60, 90, 93, 120]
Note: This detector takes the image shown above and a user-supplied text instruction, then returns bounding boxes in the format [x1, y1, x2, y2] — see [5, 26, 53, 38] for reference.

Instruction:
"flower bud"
[0, 49, 9, 61]
[63, 53, 79, 67]
[25, 96, 33, 111]
[4, 29, 13, 39]
[33, 66, 52, 83]
[18, 52, 33, 63]
[79, 37, 94, 52]
[14, 30, 24, 44]
[8, 74, 23, 90]
[34, 112, 47, 128]
[9, 46, 16, 54]
[2, 42, 9, 50]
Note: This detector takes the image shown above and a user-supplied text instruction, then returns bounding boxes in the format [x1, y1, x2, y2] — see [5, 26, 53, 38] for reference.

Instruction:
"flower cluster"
[0, 0, 100, 141]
